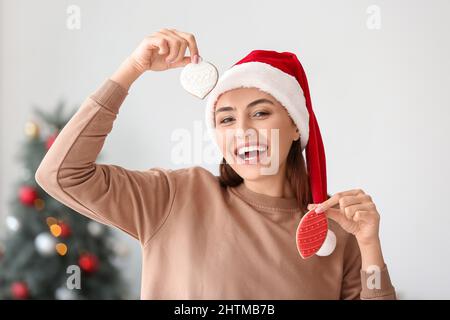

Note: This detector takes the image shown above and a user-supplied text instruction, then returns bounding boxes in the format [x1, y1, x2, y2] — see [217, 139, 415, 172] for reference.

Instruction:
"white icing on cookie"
[180, 60, 219, 99]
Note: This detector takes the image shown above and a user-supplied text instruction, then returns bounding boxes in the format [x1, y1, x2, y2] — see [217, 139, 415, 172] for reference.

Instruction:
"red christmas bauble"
[59, 222, 72, 238]
[296, 208, 329, 259]
[11, 281, 29, 299]
[19, 186, 38, 206]
[46, 132, 59, 150]
[78, 253, 99, 273]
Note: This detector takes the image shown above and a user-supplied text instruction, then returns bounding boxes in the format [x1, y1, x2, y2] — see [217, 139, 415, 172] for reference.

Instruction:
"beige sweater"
[35, 79, 396, 300]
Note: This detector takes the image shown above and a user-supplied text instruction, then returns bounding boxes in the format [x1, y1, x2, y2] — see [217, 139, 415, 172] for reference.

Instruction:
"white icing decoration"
[316, 229, 336, 256]
[180, 60, 218, 99]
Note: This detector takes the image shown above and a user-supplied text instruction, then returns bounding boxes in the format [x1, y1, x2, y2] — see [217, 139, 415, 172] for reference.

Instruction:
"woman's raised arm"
[35, 29, 200, 246]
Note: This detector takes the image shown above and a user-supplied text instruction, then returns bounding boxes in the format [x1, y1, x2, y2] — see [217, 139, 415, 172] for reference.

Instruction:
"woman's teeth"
[237, 145, 268, 161]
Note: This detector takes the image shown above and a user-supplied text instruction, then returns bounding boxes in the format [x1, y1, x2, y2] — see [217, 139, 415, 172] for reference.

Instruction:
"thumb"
[307, 203, 318, 211]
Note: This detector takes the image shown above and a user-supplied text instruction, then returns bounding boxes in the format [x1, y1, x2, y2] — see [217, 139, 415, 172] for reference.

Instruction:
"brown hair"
[218, 139, 314, 213]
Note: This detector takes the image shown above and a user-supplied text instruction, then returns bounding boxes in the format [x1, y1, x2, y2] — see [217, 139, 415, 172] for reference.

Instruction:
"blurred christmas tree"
[0, 102, 130, 299]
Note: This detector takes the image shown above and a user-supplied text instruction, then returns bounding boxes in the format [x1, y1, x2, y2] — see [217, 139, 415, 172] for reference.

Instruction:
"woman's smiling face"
[214, 87, 300, 180]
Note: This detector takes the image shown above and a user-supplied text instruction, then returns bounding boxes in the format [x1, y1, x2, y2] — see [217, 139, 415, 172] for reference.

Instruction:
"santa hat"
[205, 49, 327, 204]
[204, 50, 335, 259]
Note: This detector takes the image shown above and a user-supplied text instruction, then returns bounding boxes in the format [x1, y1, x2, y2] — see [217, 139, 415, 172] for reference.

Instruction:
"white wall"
[1, 0, 450, 299]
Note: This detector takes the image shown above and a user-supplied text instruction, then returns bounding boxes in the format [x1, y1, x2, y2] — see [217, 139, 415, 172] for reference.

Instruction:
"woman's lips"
[234, 143, 269, 163]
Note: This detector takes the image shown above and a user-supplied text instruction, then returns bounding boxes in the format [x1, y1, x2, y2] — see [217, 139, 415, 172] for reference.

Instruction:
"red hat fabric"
[205, 50, 327, 204]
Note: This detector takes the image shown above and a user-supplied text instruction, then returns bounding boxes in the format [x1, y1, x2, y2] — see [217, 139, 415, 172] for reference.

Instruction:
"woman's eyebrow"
[215, 99, 274, 114]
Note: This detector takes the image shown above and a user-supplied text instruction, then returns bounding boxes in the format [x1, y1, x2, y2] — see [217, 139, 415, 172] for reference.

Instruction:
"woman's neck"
[243, 162, 295, 198]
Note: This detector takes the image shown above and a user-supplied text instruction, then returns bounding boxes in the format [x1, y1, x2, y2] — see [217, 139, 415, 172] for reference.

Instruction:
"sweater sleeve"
[340, 234, 397, 300]
[35, 79, 176, 247]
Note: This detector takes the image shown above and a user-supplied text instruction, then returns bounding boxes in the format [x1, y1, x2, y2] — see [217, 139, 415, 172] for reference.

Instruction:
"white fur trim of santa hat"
[205, 61, 310, 150]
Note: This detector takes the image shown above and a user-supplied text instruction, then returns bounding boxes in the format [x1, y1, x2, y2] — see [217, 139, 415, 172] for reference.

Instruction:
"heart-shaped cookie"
[180, 59, 218, 99]
[296, 208, 329, 259]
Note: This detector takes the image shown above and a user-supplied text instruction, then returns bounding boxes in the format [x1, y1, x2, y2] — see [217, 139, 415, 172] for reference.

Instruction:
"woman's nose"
[235, 118, 257, 140]
[235, 117, 252, 132]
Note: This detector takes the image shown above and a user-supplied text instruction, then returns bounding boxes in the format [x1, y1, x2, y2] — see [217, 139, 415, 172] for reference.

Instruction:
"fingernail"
[315, 205, 324, 213]
[193, 54, 199, 64]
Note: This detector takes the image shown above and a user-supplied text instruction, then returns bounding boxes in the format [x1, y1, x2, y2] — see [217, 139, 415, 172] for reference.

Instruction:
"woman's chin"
[227, 151, 273, 177]
[232, 163, 271, 180]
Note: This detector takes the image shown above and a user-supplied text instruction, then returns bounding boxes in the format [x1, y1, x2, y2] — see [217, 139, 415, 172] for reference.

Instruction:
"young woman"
[35, 28, 396, 299]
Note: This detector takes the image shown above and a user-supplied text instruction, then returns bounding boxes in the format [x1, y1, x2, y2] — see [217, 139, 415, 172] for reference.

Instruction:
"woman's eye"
[254, 111, 269, 117]
[220, 117, 234, 124]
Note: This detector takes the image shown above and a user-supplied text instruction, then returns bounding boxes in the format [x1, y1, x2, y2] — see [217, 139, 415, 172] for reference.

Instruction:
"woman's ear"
[294, 128, 300, 141]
